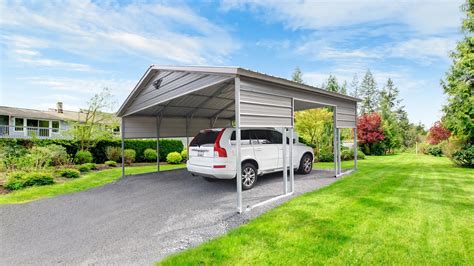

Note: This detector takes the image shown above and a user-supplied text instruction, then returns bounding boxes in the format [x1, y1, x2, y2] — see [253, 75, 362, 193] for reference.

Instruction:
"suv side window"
[230, 130, 251, 144]
[269, 130, 282, 144]
[269, 130, 290, 144]
[250, 129, 272, 144]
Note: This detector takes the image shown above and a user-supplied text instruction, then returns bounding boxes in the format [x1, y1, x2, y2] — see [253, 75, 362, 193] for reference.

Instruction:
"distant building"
[0, 102, 120, 139]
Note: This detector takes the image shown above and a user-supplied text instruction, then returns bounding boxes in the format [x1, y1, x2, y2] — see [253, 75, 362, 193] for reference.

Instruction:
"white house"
[0, 102, 120, 139]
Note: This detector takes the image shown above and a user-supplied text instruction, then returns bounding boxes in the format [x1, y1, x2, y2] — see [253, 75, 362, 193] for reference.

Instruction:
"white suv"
[187, 128, 314, 190]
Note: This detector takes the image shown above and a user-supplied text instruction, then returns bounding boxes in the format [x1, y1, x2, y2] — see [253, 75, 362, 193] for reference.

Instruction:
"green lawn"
[0, 164, 185, 204]
[161, 154, 474, 265]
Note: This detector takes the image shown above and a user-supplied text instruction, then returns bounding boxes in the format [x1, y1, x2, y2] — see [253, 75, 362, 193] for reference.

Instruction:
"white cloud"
[387, 37, 457, 62]
[221, 0, 463, 33]
[0, 1, 239, 65]
[19, 77, 136, 95]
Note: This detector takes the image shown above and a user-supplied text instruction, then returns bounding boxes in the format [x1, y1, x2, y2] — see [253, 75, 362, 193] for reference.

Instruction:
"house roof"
[0, 106, 88, 122]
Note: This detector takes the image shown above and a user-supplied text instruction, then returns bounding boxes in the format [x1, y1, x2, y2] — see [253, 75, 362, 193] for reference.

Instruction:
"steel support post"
[121, 119, 125, 177]
[333, 111, 338, 177]
[337, 129, 342, 175]
[156, 115, 162, 173]
[235, 77, 242, 213]
[282, 127, 288, 194]
[289, 127, 294, 193]
[354, 127, 358, 170]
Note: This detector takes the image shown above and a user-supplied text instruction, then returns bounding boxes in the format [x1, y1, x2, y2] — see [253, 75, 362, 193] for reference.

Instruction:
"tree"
[359, 70, 378, 114]
[379, 78, 402, 152]
[295, 109, 333, 158]
[379, 78, 401, 111]
[350, 74, 359, 98]
[340, 80, 348, 95]
[427, 121, 451, 145]
[324, 75, 340, 92]
[357, 112, 385, 155]
[292, 67, 304, 84]
[441, 0, 474, 142]
[69, 88, 118, 151]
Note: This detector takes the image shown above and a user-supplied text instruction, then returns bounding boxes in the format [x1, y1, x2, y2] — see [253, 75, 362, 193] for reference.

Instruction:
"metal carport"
[117, 65, 360, 213]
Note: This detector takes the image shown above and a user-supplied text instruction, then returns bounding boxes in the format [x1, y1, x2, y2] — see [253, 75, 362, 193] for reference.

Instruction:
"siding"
[240, 78, 356, 128]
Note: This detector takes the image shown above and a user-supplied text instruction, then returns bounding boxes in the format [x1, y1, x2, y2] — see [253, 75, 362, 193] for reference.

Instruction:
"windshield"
[190, 130, 220, 147]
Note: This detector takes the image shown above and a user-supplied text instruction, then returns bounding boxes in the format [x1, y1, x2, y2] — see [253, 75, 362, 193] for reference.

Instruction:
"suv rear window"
[190, 130, 220, 147]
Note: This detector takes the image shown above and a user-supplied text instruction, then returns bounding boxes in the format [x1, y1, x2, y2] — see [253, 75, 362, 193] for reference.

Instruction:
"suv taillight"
[213, 128, 227, 158]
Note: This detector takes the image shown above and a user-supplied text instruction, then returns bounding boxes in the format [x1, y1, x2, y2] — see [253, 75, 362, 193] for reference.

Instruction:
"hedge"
[0, 138, 184, 164]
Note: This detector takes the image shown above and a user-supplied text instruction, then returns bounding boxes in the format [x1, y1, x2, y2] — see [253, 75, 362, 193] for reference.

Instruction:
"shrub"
[105, 160, 117, 167]
[21, 146, 54, 170]
[105, 146, 121, 162]
[357, 150, 366, 160]
[123, 149, 136, 165]
[22, 172, 54, 187]
[77, 164, 92, 173]
[83, 163, 97, 170]
[319, 152, 334, 162]
[143, 148, 157, 162]
[181, 149, 188, 161]
[75, 150, 93, 164]
[427, 145, 443, 157]
[166, 152, 182, 164]
[0, 141, 27, 171]
[58, 168, 81, 178]
[6, 171, 54, 190]
[4, 171, 27, 190]
[47, 144, 70, 166]
[443, 140, 474, 168]
[341, 150, 353, 161]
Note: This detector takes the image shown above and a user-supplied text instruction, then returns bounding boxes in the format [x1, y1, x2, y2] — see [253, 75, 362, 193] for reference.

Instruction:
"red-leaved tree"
[357, 112, 385, 144]
[427, 121, 451, 145]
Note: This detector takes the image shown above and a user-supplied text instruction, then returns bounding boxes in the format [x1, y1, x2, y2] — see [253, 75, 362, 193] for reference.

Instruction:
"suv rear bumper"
[187, 162, 235, 179]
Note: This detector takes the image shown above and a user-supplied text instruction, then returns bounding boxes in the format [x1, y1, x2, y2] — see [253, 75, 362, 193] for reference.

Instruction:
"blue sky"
[0, 0, 465, 127]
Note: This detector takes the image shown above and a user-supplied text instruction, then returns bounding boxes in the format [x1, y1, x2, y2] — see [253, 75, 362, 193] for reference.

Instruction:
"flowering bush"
[357, 113, 385, 144]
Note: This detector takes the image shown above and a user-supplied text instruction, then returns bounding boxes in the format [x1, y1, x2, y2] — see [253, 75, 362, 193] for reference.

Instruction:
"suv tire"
[297, 153, 313, 174]
[241, 162, 258, 190]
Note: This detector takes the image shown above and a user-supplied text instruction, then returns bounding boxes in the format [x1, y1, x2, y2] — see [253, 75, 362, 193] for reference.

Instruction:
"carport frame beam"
[156, 114, 163, 173]
[235, 76, 243, 214]
[121, 119, 125, 177]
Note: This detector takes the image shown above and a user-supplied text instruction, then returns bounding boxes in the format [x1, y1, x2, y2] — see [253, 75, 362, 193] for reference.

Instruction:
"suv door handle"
[255, 147, 263, 151]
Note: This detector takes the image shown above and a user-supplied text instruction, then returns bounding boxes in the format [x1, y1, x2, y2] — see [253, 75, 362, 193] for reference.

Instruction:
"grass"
[160, 154, 474, 265]
[0, 164, 185, 204]
[315, 160, 355, 169]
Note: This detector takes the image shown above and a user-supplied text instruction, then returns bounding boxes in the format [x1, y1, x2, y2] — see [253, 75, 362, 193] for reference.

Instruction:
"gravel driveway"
[0, 168, 344, 265]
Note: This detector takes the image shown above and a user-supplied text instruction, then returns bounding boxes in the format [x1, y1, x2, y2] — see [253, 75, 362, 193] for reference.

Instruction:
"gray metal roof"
[117, 65, 360, 118]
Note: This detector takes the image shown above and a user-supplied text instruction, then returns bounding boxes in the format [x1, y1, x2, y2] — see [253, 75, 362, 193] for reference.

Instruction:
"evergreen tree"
[291, 67, 304, 84]
[325, 74, 340, 92]
[340, 80, 348, 95]
[441, 0, 473, 142]
[350, 74, 359, 98]
[359, 70, 378, 114]
[379, 78, 401, 110]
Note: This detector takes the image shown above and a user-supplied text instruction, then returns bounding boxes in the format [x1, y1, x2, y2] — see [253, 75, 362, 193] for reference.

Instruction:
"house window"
[27, 119, 39, 127]
[14, 118, 24, 131]
[52, 121, 59, 133]
[0, 115, 8, 126]
[39, 120, 49, 128]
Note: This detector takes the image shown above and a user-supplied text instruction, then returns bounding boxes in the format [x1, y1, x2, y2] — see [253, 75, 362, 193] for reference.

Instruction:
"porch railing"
[0, 125, 67, 139]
